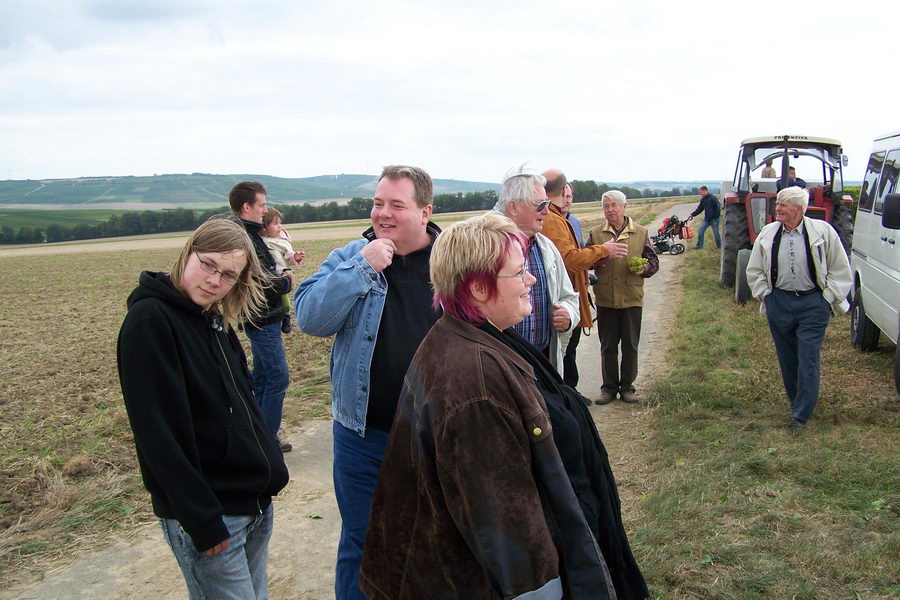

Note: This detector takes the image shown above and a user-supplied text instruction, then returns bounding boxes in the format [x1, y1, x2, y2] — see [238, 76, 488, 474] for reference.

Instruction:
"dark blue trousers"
[332, 422, 390, 600]
[764, 288, 831, 422]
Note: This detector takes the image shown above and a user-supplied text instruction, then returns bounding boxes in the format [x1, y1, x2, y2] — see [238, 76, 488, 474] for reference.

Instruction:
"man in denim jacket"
[294, 165, 441, 600]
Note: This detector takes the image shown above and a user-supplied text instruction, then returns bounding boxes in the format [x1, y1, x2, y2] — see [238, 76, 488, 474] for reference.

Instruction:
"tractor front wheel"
[719, 202, 751, 288]
[735, 249, 752, 304]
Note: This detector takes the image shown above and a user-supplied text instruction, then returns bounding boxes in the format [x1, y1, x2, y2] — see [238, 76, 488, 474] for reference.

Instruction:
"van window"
[858, 151, 884, 212]
[874, 150, 900, 215]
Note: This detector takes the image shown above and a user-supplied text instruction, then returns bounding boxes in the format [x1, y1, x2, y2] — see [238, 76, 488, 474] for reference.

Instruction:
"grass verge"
[634, 248, 899, 599]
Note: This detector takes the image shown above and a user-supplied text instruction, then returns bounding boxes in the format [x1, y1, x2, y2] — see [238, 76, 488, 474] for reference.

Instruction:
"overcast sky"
[2, 0, 897, 184]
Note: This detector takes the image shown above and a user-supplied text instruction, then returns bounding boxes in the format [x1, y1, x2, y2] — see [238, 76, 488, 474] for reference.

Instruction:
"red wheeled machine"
[720, 135, 855, 303]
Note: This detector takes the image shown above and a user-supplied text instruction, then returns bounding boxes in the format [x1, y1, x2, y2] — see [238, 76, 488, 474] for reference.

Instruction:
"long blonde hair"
[170, 217, 267, 328]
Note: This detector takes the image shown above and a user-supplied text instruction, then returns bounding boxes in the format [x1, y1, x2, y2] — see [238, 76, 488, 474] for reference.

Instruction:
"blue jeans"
[245, 322, 290, 439]
[161, 504, 274, 600]
[765, 288, 831, 422]
[332, 421, 390, 600]
[695, 216, 721, 248]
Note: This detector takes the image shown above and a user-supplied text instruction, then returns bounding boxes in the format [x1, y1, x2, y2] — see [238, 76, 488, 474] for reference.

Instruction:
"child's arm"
[289, 250, 306, 266]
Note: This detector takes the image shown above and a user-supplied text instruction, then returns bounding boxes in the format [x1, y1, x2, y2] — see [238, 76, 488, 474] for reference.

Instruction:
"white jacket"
[746, 217, 852, 316]
[534, 232, 580, 373]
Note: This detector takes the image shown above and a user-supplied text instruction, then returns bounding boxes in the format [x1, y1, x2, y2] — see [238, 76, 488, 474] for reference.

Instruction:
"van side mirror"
[841, 154, 849, 167]
[883, 194, 900, 230]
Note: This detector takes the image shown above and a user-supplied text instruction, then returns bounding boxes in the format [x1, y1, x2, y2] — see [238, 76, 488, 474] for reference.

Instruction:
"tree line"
[1, 181, 701, 244]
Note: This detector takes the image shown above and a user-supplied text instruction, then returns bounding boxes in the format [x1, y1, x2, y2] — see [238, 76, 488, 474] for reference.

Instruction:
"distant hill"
[0, 173, 501, 207]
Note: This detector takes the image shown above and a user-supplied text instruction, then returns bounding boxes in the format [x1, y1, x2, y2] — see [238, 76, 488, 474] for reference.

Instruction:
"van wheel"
[735, 249, 752, 304]
[850, 286, 880, 350]
[895, 342, 900, 395]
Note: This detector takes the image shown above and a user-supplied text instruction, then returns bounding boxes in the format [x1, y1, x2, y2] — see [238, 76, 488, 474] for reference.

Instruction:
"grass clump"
[635, 249, 899, 599]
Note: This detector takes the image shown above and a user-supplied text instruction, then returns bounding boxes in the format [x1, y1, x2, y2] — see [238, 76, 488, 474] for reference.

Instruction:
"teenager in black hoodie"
[117, 218, 289, 599]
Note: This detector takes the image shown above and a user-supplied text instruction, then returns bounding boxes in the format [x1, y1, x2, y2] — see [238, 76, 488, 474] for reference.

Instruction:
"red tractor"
[720, 135, 855, 303]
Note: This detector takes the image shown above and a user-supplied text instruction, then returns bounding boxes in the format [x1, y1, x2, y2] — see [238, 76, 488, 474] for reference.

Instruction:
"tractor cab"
[729, 136, 851, 242]
[720, 135, 855, 296]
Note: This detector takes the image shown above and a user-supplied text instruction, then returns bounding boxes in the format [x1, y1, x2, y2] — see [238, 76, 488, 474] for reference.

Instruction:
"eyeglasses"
[498, 267, 531, 282]
[195, 253, 240, 286]
[530, 200, 550, 212]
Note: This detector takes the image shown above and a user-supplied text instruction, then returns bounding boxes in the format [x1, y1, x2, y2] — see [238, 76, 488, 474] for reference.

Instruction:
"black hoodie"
[241, 218, 293, 327]
[117, 272, 289, 552]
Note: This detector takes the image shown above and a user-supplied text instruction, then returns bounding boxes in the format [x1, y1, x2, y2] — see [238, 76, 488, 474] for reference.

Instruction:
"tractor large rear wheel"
[832, 204, 855, 254]
[719, 202, 751, 288]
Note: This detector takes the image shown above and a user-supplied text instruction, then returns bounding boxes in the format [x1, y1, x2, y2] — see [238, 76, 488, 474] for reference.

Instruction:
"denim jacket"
[294, 223, 440, 435]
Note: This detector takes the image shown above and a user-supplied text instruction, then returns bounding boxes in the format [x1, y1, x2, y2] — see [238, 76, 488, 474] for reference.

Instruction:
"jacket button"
[366, 336, 373, 341]
[533, 427, 542, 436]
[361, 385, 367, 392]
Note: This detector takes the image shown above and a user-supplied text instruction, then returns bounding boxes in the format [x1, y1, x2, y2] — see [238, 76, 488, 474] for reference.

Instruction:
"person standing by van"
[745, 186, 852, 427]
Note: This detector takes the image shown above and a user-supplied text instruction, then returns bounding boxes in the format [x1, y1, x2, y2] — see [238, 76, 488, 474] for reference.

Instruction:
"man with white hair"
[496, 166, 579, 375]
[587, 190, 659, 404]
[746, 186, 851, 427]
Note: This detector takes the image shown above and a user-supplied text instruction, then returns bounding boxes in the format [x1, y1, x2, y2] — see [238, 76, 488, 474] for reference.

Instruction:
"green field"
[0, 209, 127, 229]
[0, 173, 500, 206]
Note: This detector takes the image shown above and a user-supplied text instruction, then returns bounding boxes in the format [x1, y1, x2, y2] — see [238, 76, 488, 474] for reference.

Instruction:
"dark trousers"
[245, 322, 290, 440]
[597, 306, 643, 394]
[563, 327, 582, 387]
[333, 422, 390, 600]
[764, 288, 831, 422]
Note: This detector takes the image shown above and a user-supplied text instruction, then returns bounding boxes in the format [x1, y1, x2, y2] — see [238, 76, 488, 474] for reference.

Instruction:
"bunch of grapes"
[628, 256, 648, 275]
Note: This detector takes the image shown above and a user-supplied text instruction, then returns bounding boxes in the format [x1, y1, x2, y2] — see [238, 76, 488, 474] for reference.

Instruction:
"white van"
[849, 131, 900, 393]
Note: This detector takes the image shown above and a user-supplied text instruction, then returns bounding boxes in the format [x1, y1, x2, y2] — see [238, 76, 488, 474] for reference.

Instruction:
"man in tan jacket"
[540, 169, 627, 387]
[587, 190, 659, 404]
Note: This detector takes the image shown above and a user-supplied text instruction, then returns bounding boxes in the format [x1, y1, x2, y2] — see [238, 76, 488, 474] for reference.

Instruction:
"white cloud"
[1, 0, 898, 183]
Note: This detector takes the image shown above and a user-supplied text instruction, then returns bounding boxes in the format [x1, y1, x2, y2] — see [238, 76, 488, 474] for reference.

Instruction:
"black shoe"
[788, 417, 805, 428]
[692, 246, 704, 250]
[281, 318, 292, 334]
[279, 440, 293, 452]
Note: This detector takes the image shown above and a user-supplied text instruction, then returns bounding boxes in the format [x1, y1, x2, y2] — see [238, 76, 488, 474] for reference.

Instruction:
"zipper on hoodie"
[215, 330, 272, 515]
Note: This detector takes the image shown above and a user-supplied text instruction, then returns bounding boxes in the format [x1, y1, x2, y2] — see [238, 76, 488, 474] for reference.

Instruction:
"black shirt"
[365, 242, 441, 432]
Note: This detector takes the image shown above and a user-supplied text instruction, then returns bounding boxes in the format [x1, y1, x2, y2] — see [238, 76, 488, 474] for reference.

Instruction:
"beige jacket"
[746, 217, 852, 316]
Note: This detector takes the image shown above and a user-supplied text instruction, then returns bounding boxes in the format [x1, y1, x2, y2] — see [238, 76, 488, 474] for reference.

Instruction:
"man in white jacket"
[746, 186, 852, 427]
[496, 166, 580, 375]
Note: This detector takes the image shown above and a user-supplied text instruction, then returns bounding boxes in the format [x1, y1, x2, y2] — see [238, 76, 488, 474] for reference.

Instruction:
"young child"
[260, 208, 305, 334]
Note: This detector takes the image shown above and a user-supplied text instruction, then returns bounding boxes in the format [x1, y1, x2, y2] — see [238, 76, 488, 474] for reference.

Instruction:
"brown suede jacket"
[360, 314, 616, 600]
[541, 205, 610, 328]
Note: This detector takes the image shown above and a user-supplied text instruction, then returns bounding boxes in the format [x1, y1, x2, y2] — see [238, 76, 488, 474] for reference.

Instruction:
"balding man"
[495, 166, 579, 375]
[540, 169, 627, 386]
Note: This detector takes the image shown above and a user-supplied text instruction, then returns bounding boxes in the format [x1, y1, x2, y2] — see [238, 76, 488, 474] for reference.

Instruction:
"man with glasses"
[229, 181, 295, 452]
[541, 169, 627, 387]
[746, 186, 851, 427]
[495, 166, 579, 375]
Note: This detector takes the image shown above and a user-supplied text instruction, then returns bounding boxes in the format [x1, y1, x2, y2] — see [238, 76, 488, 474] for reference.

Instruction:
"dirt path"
[6, 205, 695, 600]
